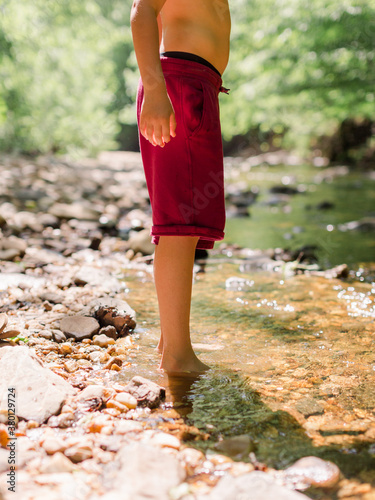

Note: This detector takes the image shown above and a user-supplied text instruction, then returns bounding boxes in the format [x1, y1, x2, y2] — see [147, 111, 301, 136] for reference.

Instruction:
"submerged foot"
[158, 351, 210, 375]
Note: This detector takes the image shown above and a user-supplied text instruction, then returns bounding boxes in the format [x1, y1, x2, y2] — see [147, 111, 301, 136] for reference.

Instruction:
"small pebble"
[92, 333, 115, 348]
[59, 343, 73, 355]
[114, 392, 137, 409]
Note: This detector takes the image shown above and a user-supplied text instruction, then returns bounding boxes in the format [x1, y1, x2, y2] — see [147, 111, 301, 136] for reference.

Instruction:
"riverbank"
[0, 152, 374, 499]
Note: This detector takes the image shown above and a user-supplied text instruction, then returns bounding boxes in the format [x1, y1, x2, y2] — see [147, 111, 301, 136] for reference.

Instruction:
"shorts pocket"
[180, 77, 206, 137]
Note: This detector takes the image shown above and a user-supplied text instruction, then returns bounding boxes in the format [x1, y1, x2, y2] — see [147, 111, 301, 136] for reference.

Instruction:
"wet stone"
[197, 471, 310, 500]
[92, 334, 115, 348]
[95, 307, 136, 336]
[114, 392, 137, 409]
[295, 397, 324, 417]
[59, 315, 100, 341]
[124, 376, 166, 409]
[284, 456, 341, 488]
[98, 325, 117, 339]
[214, 434, 255, 460]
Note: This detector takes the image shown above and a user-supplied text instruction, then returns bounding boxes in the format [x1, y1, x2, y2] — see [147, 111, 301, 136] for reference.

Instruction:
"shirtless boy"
[130, 0, 231, 374]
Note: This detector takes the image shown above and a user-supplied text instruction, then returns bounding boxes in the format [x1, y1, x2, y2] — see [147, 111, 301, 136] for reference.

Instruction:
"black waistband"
[160, 51, 222, 77]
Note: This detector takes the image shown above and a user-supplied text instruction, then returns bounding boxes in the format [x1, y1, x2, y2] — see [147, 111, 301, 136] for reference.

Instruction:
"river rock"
[0, 448, 9, 473]
[59, 315, 100, 341]
[41, 437, 67, 455]
[114, 392, 137, 409]
[82, 297, 136, 319]
[39, 452, 77, 473]
[98, 325, 117, 339]
[338, 217, 375, 232]
[295, 397, 324, 417]
[10, 211, 43, 232]
[127, 228, 155, 255]
[102, 442, 185, 500]
[39, 292, 64, 304]
[92, 334, 115, 348]
[115, 420, 143, 435]
[0, 346, 76, 424]
[214, 435, 255, 459]
[124, 376, 166, 409]
[52, 329, 67, 343]
[150, 432, 181, 450]
[76, 384, 109, 401]
[197, 471, 310, 500]
[49, 202, 101, 221]
[47, 412, 76, 428]
[74, 266, 122, 292]
[283, 456, 340, 488]
[0, 236, 27, 254]
[0, 273, 45, 290]
[64, 444, 94, 463]
[80, 297, 136, 335]
[0, 249, 21, 261]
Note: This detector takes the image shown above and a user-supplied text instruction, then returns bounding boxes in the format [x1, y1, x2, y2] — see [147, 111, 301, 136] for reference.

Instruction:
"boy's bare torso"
[158, 0, 231, 75]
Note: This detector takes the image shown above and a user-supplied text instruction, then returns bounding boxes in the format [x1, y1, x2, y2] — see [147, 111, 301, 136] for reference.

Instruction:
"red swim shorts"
[136, 56, 227, 250]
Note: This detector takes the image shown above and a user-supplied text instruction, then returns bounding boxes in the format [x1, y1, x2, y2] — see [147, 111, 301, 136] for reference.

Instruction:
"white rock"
[0, 346, 76, 424]
[197, 471, 310, 500]
[114, 392, 137, 409]
[39, 452, 77, 473]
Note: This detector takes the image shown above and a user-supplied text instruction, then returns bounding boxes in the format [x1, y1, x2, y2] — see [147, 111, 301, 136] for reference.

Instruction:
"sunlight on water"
[336, 285, 375, 318]
[120, 256, 375, 481]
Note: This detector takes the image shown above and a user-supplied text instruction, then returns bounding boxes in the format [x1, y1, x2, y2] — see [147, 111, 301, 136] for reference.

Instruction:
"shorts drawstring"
[219, 86, 230, 94]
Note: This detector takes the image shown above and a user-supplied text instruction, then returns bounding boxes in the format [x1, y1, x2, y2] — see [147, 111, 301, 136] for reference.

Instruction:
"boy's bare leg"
[153, 235, 209, 374]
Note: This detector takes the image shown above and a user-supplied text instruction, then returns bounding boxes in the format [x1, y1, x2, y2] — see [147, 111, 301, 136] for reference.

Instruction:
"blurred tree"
[0, 0, 373, 156]
[221, 0, 375, 152]
[0, 0, 126, 156]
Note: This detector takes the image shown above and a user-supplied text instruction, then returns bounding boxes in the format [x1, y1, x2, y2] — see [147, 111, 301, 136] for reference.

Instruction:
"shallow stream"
[117, 257, 375, 489]
[115, 160, 375, 493]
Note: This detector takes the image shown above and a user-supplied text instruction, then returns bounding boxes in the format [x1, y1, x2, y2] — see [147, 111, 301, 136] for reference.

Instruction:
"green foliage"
[0, 0, 374, 155]
[222, 0, 375, 151]
[0, 0, 128, 156]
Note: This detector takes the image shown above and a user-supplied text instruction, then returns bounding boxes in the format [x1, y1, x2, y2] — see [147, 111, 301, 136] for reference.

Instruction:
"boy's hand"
[140, 91, 177, 148]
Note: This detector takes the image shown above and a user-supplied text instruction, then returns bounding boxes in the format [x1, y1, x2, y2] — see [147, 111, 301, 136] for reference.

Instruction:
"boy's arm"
[130, 0, 176, 148]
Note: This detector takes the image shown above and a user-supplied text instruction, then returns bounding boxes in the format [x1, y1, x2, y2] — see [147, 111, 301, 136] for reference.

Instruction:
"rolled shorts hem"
[150, 225, 224, 249]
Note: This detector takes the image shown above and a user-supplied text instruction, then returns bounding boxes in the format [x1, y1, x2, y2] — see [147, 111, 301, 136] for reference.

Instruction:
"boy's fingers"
[146, 124, 157, 146]
[170, 112, 177, 137]
[153, 125, 164, 147]
[161, 121, 171, 143]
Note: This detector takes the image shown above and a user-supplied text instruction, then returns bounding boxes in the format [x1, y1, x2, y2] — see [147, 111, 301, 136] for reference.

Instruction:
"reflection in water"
[159, 372, 204, 418]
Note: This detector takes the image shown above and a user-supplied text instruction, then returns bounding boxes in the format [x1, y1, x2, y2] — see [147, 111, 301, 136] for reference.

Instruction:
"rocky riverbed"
[0, 152, 374, 500]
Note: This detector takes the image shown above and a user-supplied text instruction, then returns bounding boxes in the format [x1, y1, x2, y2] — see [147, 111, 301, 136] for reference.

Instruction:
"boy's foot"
[159, 352, 210, 375]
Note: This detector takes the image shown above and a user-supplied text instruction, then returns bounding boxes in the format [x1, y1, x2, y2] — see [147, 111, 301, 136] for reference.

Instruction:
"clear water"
[115, 161, 375, 489]
[222, 161, 375, 267]
[117, 258, 375, 484]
